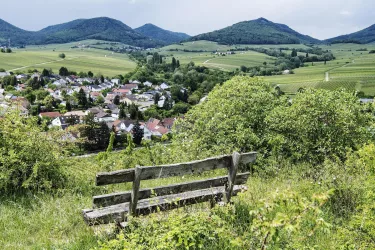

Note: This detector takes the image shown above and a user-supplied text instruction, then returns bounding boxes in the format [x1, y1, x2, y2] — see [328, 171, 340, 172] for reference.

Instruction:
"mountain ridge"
[135, 23, 190, 44]
[189, 17, 321, 44]
[325, 24, 375, 44]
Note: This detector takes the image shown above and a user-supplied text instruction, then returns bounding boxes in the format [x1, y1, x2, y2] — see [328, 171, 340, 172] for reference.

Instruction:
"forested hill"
[325, 23, 375, 44]
[189, 18, 321, 45]
[0, 17, 164, 48]
[135, 23, 190, 44]
[0, 19, 36, 45]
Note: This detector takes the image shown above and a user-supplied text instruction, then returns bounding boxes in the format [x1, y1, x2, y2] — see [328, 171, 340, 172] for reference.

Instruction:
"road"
[324, 60, 355, 82]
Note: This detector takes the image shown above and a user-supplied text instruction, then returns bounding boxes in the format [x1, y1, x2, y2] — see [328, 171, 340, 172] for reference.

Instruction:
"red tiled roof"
[39, 112, 61, 118]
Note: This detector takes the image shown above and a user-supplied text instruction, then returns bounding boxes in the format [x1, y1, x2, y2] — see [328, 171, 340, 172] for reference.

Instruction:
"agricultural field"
[266, 43, 375, 95]
[0, 40, 137, 77]
[157, 41, 310, 71]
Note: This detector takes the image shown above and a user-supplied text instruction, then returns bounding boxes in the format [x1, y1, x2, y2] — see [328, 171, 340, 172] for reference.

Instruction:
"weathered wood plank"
[130, 166, 141, 216]
[225, 152, 241, 203]
[95, 152, 257, 186]
[93, 173, 250, 208]
[96, 169, 134, 186]
[84, 185, 247, 225]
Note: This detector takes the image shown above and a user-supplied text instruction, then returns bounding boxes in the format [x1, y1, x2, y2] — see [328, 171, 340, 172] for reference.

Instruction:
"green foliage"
[135, 23, 190, 44]
[59, 53, 66, 59]
[266, 89, 372, 163]
[173, 76, 282, 160]
[0, 111, 67, 192]
[190, 18, 320, 45]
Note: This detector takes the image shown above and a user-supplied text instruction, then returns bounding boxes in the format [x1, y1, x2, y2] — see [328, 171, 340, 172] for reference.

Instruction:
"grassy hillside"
[156, 41, 312, 71]
[0, 40, 137, 76]
[267, 43, 375, 95]
[0, 17, 163, 48]
[326, 23, 375, 44]
[190, 18, 320, 45]
[135, 23, 190, 44]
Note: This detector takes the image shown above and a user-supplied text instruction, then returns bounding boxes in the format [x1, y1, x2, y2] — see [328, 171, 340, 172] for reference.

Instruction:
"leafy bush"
[0, 111, 67, 192]
[266, 89, 372, 163]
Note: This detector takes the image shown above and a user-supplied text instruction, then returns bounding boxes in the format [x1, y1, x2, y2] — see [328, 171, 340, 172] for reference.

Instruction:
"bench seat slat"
[93, 172, 250, 208]
[83, 185, 247, 225]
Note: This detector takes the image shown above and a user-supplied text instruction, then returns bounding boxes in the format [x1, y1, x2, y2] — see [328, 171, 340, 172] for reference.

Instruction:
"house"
[95, 111, 114, 122]
[122, 84, 138, 91]
[86, 107, 102, 116]
[129, 80, 141, 84]
[111, 79, 120, 85]
[88, 85, 102, 92]
[39, 112, 61, 119]
[0, 72, 10, 78]
[64, 111, 86, 120]
[16, 74, 28, 81]
[145, 118, 170, 137]
[51, 115, 80, 130]
[113, 88, 130, 97]
[112, 119, 136, 134]
[159, 83, 170, 90]
[52, 79, 67, 88]
[143, 81, 153, 87]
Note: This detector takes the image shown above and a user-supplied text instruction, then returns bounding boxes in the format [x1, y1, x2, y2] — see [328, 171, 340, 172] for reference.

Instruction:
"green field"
[156, 41, 310, 71]
[0, 40, 137, 77]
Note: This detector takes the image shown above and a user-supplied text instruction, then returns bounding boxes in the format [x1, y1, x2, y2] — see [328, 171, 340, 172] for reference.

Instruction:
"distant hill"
[325, 24, 375, 44]
[0, 19, 37, 45]
[0, 17, 164, 48]
[135, 23, 190, 44]
[190, 18, 320, 45]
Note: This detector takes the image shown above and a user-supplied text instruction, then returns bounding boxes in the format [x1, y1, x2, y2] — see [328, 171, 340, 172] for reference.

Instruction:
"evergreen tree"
[172, 57, 177, 70]
[154, 92, 161, 105]
[119, 106, 127, 119]
[113, 95, 120, 105]
[100, 75, 105, 83]
[176, 60, 180, 68]
[42, 69, 50, 77]
[77, 88, 87, 107]
[132, 122, 144, 145]
[59, 67, 69, 76]
[88, 71, 94, 78]
[66, 101, 72, 111]
[129, 103, 139, 120]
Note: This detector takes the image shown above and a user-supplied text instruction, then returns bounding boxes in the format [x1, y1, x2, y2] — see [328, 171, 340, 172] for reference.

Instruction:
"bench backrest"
[94, 152, 257, 215]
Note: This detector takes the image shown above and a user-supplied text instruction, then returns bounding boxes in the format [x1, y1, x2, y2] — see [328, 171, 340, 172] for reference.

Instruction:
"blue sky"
[2, 0, 375, 39]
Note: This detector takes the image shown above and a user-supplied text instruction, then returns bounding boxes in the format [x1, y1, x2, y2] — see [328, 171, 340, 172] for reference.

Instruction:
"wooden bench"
[82, 151, 257, 226]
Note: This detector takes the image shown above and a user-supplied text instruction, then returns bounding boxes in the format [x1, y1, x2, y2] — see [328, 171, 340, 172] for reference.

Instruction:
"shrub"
[0, 111, 67, 192]
[266, 89, 372, 164]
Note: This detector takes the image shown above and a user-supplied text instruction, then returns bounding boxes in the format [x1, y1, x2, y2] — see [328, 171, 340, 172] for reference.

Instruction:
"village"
[0, 71, 179, 146]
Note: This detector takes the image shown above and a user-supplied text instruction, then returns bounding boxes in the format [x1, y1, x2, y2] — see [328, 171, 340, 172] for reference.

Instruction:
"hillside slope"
[0, 17, 163, 48]
[190, 18, 320, 45]
[135, 23, 190, 44]
[325, 23, 375, 44]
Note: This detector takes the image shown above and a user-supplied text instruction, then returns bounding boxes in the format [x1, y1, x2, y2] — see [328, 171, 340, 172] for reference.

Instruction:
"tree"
[119, 105, 127, 119]
[66, 101, 72, 111]
[77, 88, 87, 107]
[291, 49, 297, 57]
[113, 95, 120, 105]
[59, 67, 69, 76]
[88, 71, 94, 78]
[132, 122, 144, 145]
[59, 53, 66, 59]
[6, 48, 12, 53]
[42, 68, 50, 77]
[266, 89, 372, 163]
[107, 132, 115, 153]
[172, 57, 177, 70]
[0, 110, 67, 192]
[176, 60, 180, 68]
[154, 92, 161, 105]
[129, 103, 139, 120]
[100, 75, 105, 83]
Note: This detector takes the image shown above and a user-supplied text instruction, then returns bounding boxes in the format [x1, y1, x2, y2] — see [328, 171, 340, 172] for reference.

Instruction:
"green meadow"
[0, 40, 136, 77]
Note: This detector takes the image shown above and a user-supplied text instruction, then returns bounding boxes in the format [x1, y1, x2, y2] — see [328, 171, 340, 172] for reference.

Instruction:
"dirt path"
[8, 56, 82, 72]
[324, 60, 355, 82]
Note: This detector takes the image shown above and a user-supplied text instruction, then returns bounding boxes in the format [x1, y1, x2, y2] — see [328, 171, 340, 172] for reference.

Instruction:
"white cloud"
[340, 10, 352, 16]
